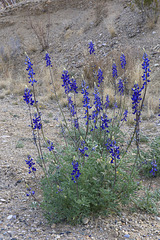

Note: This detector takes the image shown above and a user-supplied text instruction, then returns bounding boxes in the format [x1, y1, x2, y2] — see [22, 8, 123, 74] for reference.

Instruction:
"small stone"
[7, 215, 13, 220]
[82, 217, 89, 225]
[124, 234, 130, 238]
[156, 217, 160, 221]
[51, 223, 56, 229]
[154, 63, 159, 67]
[0, 199, 6, 202]
[55, 235, 61, 239]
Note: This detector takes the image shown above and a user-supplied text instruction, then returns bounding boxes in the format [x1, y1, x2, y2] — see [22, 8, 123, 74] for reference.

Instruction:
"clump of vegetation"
[22, 42, 160, 225]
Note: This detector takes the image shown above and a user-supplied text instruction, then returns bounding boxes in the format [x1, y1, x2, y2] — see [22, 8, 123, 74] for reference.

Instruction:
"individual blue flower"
[33, 113, 42, 130]
[88, 41, 95, 55]
[71, 161, 81, 183]
[121, 109, 128, 122]
[118, 79, 124, 95]
[112, 63, 118, 78]
[47, 140, 54, 151]
[97, 68, 104, 87]
[61, 70, 71, 94]
[150, 159, 158, 176]
[25, 155, 36, 174]
[141, 52, 151, 88]
[25, 55, 37, 86]
[131, 83, 142, 114]
[23, 88, 34, 105]
[120, 53, 126, 69]
[105, 95, 110, 109]
[45, 52, 52, 67]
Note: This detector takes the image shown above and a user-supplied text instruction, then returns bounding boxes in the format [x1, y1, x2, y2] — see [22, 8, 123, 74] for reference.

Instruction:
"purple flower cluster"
[101, 113, 110, 131]
[33, 113, 42, 130]
[131, 83, 142, 114]
[26, 187, 35, 197]
[70, 78, 78, 94]
[118, 79, 124, 96]
[25, 155, 36, 174]
[23, 88, 34, 105]
[25, 56, 37, 86]
[61, 70, 78, 94]
[92, 88, 103, 119]
[56, 187, 63, 194]
[121, 109, 128, 122]
[88, 41, 95, 55]
[61, 70, 71, 94]
[97, 68, 104, 87]
[79, 140, 89, 157]
[45, 52, 52, 67]
[105, 95, 110, 109]
[47, 140, 54, 151]
[74, 118, 79, 129]
[112, 63, 118, 78]
[109, 140, 120, 163]
[71, 161, 81, 183]
[150, 159, 158, 176]
[68, 97, 76, 117]
[81, 81, 92, 125]
[120, 53, 126, 69]
[141, 52, 151, 89]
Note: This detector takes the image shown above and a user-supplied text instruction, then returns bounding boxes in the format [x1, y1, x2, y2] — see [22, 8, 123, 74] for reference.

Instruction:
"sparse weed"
[16, 140, 24, 149]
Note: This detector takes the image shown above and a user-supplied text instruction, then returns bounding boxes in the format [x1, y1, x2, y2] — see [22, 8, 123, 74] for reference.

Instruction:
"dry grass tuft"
[108, 26, 116, 38]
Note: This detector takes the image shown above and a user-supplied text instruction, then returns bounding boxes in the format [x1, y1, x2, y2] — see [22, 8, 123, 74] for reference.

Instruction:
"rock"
[7, 215, 13, 220]
[82, 217, 89, 225]
[156, 217, 160, 221]
[124, 234, 130, 238]
[154, 63, 159, 67]
[55, 235, 61, 239]
[51, 223, 56, 229]
[0, 199, 6, 202]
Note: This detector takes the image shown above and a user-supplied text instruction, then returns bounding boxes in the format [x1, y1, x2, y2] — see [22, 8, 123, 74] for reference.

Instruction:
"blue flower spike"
[23, 86, 34, 105]
[131, 82, 142, 115]
[45, 52, 52, 67]
[120, 53, 126, 70]
[25, 53, 37, 86]
[97, 68, 104, 87]
[112, 63, 118, 79]
[150, 159, 158, 176]
[71, 157, 81, 183]
[88, 41, 95, 55]
[25, 155, 36, 174]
